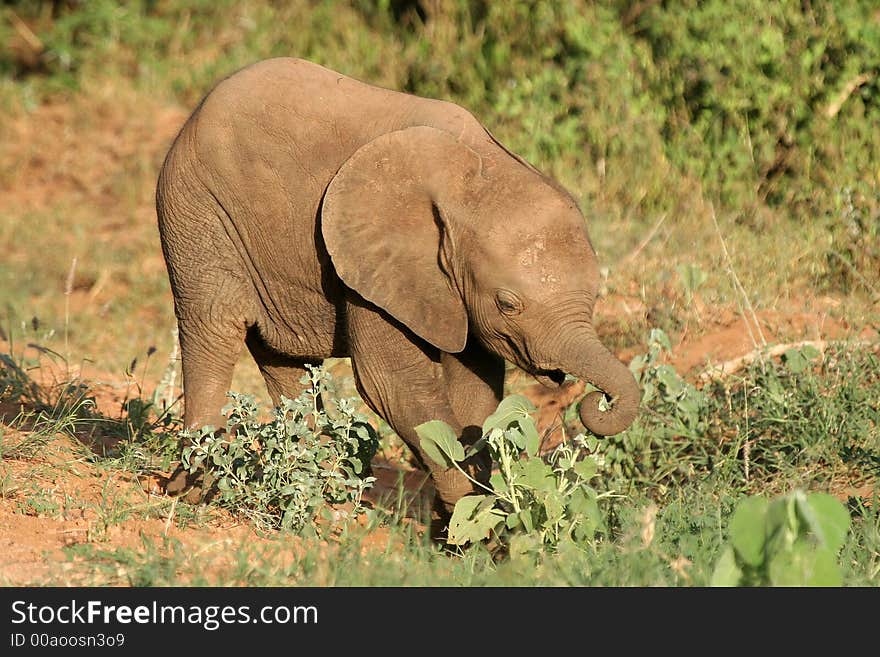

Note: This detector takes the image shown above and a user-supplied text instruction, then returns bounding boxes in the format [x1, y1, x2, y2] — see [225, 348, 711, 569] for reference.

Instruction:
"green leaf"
[729, 496, 769, 567]
[800, 493, 851, 553]
[542, 490, 565, 523]
[764, 495, 799, 555]
[677, 263, 707, 295]
[567, 485, 599, 519]
[517, 417, 542, 457]
[572, 458, 598, 482]
[804, 547, 843, 587]
[648, 328, 672, 352]
[711, 546, 743, 587]
[765, 494, 794, 533]
[415, 420, 465, 467]
[482, 395, 537, 434]
[505, 427, 526, 450]
[768, 542, 841, 587]
[447, 495, 504, 546]
[783, 348, 809, 373]
[572, 500, 602, 542]
[513, 458, 556, 494]
[640, 379, 656, 403]
[489, 471, 506, 493]
[656, 365, 685, 396]
[628, 354, 647, 374]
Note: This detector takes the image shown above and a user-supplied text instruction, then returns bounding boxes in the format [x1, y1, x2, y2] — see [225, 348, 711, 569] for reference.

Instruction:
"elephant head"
[322, 126, 639, 436]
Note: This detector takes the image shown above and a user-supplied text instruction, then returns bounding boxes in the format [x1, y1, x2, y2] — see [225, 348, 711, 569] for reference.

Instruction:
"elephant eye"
[495, 289, 524, 316]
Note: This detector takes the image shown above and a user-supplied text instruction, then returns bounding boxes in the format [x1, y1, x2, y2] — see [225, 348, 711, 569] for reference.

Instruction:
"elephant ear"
[322, 126, 483, 353]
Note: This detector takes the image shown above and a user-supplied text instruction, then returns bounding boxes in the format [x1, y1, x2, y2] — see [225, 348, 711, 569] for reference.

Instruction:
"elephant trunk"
[549, 328, 640, 436]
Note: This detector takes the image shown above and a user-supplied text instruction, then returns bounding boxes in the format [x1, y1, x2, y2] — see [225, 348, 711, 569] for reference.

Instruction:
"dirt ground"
[2, 91, 877, 586]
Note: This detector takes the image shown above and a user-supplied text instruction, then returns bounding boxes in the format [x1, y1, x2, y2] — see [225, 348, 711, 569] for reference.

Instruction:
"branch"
[825, 73, 871, 119]
[9, 11, 45, 53]
[698, 340, 827, 382]
[697, 339, 876, 382]
[621, 213, 667, 265]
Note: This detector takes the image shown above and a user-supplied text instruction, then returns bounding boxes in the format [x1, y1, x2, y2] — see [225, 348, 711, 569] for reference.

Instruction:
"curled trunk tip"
[564, 333, 641, 436]
[536, 324, 641, 436]
[578, 388, 639, 437]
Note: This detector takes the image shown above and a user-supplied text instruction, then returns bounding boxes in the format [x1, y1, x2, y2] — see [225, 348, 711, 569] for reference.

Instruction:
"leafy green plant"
[780, 343, 822, 374]
[179, 365, 378, 534]
[16, 485, 60, 518]
[677, 263, 708, 306]
[416, 395, 606, 553]
[581, 328, 712, 488]
[712, 490, 851, 586]
[630, 329, 709, 429]
[565, 331, 878, 497]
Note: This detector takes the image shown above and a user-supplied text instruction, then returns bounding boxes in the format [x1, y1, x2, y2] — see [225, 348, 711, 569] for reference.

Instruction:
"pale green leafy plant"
[577, 328, 710, 486]
[416, 395, 607, 553]
[179, 365, 378, 534]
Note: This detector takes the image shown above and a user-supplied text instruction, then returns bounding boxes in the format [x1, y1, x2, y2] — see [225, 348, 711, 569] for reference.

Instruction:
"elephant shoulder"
[408, 98, 486, 142]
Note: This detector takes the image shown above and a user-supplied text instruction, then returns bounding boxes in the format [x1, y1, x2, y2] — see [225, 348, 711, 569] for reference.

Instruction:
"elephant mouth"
[532, 368, 566, 388]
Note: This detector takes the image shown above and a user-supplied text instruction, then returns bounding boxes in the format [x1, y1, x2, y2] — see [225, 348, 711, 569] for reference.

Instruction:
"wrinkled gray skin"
[157, 58, 639, 528]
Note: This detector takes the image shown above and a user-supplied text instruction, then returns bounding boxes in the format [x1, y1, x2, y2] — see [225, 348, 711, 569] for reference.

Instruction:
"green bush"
[635, 0, 880, 212]
[558, 329, 879, 498]
[8, 1, 878, 223]
[416, 394, 607, 554]
[178, 365, 378, 534]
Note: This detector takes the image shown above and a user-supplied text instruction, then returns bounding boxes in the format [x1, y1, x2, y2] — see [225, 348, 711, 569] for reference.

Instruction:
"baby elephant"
[157, 58, 639, 527]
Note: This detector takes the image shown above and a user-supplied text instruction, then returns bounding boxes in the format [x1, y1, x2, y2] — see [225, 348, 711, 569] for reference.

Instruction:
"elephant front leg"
[440, 344, 505, 488]
[345, 298, 481, 524]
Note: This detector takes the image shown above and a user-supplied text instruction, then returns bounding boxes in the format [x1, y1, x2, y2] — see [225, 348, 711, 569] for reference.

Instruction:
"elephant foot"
[164, 463, 216, 504]
[427, 454, 492, 545]
[429, 496, 452, 544]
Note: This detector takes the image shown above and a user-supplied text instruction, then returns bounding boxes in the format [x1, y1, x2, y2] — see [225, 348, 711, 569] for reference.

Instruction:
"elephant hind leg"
[245, 327, 317, 406]
[169, 265, 255, 429]
[177, 315, 247, 429]
[165, 313, 246, 500]
[159, 195, 258, 427]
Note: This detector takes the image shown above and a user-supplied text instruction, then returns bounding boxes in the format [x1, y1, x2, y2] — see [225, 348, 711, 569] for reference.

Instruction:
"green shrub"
[11, 1, 879, 225]
[417, 394, 607, 554]
[572, 329, 879, 496]
[633, 0, 880, 213]
[178, 365, 378, 534]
